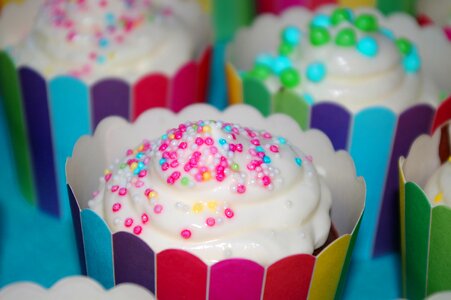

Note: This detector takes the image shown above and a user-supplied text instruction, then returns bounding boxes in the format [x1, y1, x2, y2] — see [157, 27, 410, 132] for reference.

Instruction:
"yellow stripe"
[338, 0, 376, 8]
[225, 63, 243, 105]
[399, 157, 407, 297]
[308, 235, 351, 300]
[196, 0, 211, 13]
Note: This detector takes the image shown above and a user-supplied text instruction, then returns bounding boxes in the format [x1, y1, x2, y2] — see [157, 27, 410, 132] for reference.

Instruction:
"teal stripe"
[49, 76, 90, 219]
[350, 107, 396, 260]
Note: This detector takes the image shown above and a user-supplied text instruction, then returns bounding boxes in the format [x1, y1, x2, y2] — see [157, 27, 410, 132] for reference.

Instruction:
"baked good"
[244, 8, 440, 112]
[424, 158, 451, 206]
[9, 0, 196, 83]
[88, 119, 332, 265]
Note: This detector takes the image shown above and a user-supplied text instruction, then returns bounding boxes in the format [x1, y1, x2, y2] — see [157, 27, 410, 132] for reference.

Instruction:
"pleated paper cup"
[67, 104, 365, 300]
[226, 5, 451, 259]
[0, 0, 212, 218]
[399, 121, 451, 299]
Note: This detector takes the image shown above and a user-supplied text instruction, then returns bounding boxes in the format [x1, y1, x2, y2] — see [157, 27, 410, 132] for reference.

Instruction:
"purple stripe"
[209, 259, 264, 300]
[19, 67, 60, 216]
[67, 184, 87, 275]
[310, 102, 351, 151]
[91, 79, 130, 130]
[374, 104, 434, 256]
[113, 231, 155, 294]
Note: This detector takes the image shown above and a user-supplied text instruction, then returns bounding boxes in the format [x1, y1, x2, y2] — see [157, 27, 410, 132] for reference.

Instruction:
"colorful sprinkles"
[244, 7, 421, 101]
[91, 120, 310, 240]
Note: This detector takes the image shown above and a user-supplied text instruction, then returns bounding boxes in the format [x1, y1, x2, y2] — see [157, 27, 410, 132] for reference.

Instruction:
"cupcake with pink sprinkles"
[88, 120, 333, 265]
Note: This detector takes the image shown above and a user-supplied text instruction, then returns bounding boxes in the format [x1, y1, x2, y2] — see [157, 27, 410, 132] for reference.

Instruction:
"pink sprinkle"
[251, 139, 260, 146]
[263, 132, 272, 139]
[172, 171, 181, 180]
[138, 170, 147, 178]
[249, 149, 257, 156]
[66, 31, 76, 42]
[135, 180, 144, 188]
[195, 137, 204, 146]
[257, 152, 265, 158]
[216, 173, 225, 182]
[112, 203, 121, 212]
[133, 226, 142, 235]
[162, 151, 170, 159]
[206, 217, 216, 227]
[216, 165, 225, 173]
[224, 208, 234, 219]
[118, 187, 127, 196]
[270, 145, 279, 153]
[144, 188, 151, 197]
[170, 160, 179, 168]
[141, 213, 149, 224]
[205, 137, 214, 145]
[174, 131, 183, 139]
[104, 173, 112, 182]
[247, 163, 256, 171]
[179, 142, 187, 149]
[159, 143, 168, 152]
[181, 229, 192, 239]
[179, 124, 187, 132]
[111, 185, 119, 192]
[161, 162, 169, 171]
[170, 152, 178, 159]
[184, 164, 192, 172]
[306, 155, 313, 162]
[167, 177, 175, 184]
[195, 173, 203, 182]
[193, 151, 201, 158]
[210, 146, 218, 154]
[237, 184, 246, 194]
[229, 144, 236, 152]
[124, 218, 133, 227]
[154, 204, 163, 214]
[92, 190, 99, 197]
[262, 176, 271, 186]
[126, 149, 133, 156]
[236, 144, 243, 152]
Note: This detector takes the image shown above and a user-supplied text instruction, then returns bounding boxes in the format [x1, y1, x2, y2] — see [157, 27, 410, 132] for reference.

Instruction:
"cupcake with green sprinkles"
[242, 7, 441, 112]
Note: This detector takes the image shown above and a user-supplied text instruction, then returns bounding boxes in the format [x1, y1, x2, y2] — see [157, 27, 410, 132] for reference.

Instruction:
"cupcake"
[226, 5, 451, 259]
[0, 0, 211, 217]
[67, 104, 365, 299]
[399, 121, 451, 299]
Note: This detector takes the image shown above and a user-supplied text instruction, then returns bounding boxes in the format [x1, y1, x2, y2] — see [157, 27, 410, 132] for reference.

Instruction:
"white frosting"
[88, 120, 332, 265]
[251, 10, 440, 112]
[10, 0, 195, 83]
[424, 160, 451, 206]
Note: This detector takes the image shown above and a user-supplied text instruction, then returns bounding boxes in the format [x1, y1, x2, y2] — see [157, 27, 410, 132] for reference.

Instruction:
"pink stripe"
[132, 74, 168, 121]
[170, 62, 198, 112]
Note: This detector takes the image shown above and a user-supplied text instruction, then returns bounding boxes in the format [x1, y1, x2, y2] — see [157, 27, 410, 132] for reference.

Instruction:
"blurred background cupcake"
[399, 121, 451, 299]
[67, 104, 365, 299]
[0, 0, 211, 218]
[225, 5, 451, 260]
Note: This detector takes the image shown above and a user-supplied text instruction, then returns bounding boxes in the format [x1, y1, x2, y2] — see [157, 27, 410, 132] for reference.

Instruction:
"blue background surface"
[0, 100, 401, 298]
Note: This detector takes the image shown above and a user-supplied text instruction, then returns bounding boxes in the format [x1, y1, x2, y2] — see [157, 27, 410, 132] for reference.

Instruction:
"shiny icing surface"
[88, 120, 332, 265]
[424, 159, 451, 206]
[245, 8, 440, 112]
[10, 0, 195, 83]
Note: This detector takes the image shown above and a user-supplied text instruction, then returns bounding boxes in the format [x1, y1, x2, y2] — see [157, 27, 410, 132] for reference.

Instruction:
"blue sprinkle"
[295, 157, 303, 167]
[311, 14, 331, 28]
[98, 37, 109, 48]
[134, 168, 142, 175]
[255, 146, 264, 152]
[278, 137, 287, 144]
[282, 26, 302, 45]
[96, 55, 106, 64]
[379, 27, 395, 40]
[356, 36, 378, 57]
[263, 156, 271, 164]
[272, 56, 292, 75]
[136, 153, 144, 159]
[403, 51, 421, 73]
[256, 54, 273, 68]
[224, 125, 232, 132]
[105, 13, 116, 24]
[161, 134, 168, 140]
[219, 138, 227, 145]
[159, 158, 167, 165]
[303, 93, 315, 105]
[306, 62, 326, 83]
[138, 162, 144, 169]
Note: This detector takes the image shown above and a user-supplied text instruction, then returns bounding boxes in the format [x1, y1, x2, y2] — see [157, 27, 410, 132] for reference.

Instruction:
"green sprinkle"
[278, 42, 295, 56]
[248, 64, 271, 80]
[355, 14, 378, 32]
[181, 177, 190, 186]
[231, 163, 240, 171]
[310, 27, 330, 46]
[280, 67, 301, 88]
[331, 8, 353, 26]
[396, 38, 412, 55]
[335, 28, 356, 47]
[119, 163, 127, 169]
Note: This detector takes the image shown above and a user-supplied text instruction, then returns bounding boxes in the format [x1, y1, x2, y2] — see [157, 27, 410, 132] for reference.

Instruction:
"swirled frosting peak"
[11, 0, 195, 82]
[89, 120, 332, 264]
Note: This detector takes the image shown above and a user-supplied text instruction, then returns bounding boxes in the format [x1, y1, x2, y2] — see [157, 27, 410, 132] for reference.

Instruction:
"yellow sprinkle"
[192, 202, 204, 213]
[202, 171, 211, 181]
[203, 125, 211, 133]
[434, 192, 443, 204]
[149, 191, 158, 199]
[108, 52, 116, 60]
[448, 156, 451, 163]
[104, 169, 111, 175]
[137, 145, 144, 152]
[130, 162, 138, 170]
[207, 201, 217, 211]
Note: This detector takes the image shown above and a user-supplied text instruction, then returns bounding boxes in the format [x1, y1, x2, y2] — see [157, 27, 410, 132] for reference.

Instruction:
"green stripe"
[377, 0, 417, 15]
[243, 77, 271, 117]
[405, 182, 430, 299]
[0, 51, 36, 203]
[213, 0, 255, 43]
[273, 90, 310, 131]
